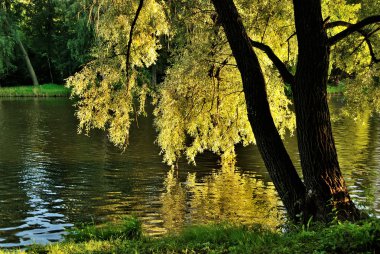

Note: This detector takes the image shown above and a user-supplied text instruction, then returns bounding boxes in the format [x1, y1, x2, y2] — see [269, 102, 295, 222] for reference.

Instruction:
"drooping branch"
[357, 27, 380, 64]
[363, 36, 380, 64]
[125, 0, 144, 88]
[204, 59, 237, 67]
[249, 39, 295, 85]
[326, 20, 380, 64]
[328, 15, 380, 46]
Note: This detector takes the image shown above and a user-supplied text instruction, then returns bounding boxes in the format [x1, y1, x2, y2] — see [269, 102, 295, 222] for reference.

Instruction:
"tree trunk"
[17, 39, 39, 86]
[151, 64, 157, 86]
[2, 6, 39, 87]
[292, 0, 359, 221]
[47, 56, 54, 84]
[211, 0, 306, 221]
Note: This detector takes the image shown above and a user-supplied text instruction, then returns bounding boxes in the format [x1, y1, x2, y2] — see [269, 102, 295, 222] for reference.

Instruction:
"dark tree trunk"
[47, 56, 54, 84]
[211, 0, 306, 220]
[292, 0, 360, 221]
[151, 64, 157, 86]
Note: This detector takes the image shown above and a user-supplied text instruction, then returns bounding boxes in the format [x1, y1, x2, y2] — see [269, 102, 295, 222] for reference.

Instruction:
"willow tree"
[68, 0, 380, 222]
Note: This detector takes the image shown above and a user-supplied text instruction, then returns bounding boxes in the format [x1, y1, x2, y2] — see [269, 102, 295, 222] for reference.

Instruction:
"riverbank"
[0, 83, 345, 98]
[0, 84, 70, 97]
[5, 217, 378, 253]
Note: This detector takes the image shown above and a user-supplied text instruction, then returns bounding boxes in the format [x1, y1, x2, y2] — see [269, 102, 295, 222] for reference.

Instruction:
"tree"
[67, 0, 380, 222]
[0, 0, 95, 85]
[0, 0, 39, 86]
[25, 0, 56, 83]
[291, 0, 359, 221]
[212, 0, 380, 221]
[0, 14, 15, 84]
[21, 0, 95, 84]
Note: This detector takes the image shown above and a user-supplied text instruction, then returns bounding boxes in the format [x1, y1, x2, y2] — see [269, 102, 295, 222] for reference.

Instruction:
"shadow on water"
[0, 97, 379, 247]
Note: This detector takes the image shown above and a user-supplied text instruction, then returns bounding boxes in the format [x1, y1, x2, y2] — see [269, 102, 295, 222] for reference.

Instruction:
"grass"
[327, 82, 345, 94]
[0, 82, 344, 98]
[2, 217, 378, 254]
[284, 82, 345, 98]
[0, 84, 70, 97]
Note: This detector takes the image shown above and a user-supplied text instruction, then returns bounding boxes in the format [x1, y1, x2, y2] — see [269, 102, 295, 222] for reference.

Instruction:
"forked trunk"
[292, 0, 360, 221]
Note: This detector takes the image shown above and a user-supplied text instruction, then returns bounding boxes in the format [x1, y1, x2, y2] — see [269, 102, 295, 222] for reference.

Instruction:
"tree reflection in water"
[160, 165, 283, 232]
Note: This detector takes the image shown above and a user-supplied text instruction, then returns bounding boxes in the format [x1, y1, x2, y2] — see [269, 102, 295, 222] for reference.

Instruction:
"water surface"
[0, 98, 379, 247]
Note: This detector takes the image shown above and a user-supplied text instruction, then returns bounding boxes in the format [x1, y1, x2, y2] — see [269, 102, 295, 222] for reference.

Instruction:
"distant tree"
[0, 14, 15, 84]
[0, 0, 39, 86]
[24, 0, 94, 84]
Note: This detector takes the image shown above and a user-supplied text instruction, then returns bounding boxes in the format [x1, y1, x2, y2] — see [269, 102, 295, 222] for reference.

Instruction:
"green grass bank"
[3, 217, 378, 254]
[0, 84, 70, 97]
[327, 82, 345, 94]
[0, 83, 345, 98]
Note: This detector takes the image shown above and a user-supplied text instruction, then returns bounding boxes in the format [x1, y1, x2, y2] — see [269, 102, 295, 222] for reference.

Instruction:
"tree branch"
[363, 33, 380, 64]
[327, 20, 380, 64]
[328, 15, 380, 46]
[204, 59, 237, 67]
[249, 39, 294, 85]
[125, 0, 144, 88]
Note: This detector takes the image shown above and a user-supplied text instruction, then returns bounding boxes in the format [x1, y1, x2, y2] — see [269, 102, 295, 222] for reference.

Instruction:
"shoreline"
[7, 217, 379, 254]
[0, 84, 70, 97]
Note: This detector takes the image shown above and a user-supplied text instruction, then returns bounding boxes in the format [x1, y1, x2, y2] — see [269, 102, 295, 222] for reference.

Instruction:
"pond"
[0, 97, 379, 248]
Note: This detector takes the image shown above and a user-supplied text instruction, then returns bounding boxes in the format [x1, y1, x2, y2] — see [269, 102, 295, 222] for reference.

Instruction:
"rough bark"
[211, 0, 306, 220]
[292, 0, 360, 221]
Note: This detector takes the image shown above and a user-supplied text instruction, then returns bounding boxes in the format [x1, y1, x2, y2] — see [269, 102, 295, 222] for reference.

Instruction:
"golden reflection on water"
[160, 165, 283, 233]
[332, 107, 379, 208]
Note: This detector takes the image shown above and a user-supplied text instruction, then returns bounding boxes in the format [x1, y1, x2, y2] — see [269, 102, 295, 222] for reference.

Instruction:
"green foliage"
[0, 84, 70, 97]
[19, 218, 380, 254]
[327, 82, 346, 94]
[23, 0, 95, 83]
[66, 14, 94, 66]
[0, 0, 96, 85]
[342, 66, 380, 119]
[1, 0, 379, 166]
[65, 216, 142, 243]
[0, 16, 15, 78]
[153, 0, 379, 165]
[326, 0, 380, 117]
[67, 0, 169, 148]
[0, 5, 16, 79]
[64, 0, 380, 167]
[0, 35, 15, 79]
